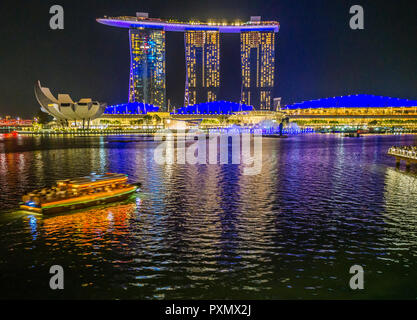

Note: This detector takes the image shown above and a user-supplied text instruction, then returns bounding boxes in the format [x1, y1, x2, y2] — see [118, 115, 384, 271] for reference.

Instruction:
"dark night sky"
[0, 0, 416, 118]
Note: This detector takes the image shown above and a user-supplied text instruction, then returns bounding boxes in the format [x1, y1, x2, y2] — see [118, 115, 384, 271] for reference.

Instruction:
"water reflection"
[1, 134, 417, 299]
[28, 215, 38, 241]
[40, 202, 136, 237]
[383, 168, 417, 243]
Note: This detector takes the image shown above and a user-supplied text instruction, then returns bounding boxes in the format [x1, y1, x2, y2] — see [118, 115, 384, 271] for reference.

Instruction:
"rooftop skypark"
[97, 14, 280, 33]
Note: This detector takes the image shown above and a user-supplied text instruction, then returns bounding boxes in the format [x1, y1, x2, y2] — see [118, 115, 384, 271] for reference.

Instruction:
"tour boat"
[20, 173, 139, 214]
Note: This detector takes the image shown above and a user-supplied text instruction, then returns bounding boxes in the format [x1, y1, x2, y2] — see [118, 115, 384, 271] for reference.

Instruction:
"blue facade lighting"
[285, 94, 417, 110]
[104, 102, 159, 115]
[173, 101, 254, 115]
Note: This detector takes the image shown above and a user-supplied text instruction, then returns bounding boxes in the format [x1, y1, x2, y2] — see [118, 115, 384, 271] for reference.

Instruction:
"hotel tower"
[97, 13, 279, 111]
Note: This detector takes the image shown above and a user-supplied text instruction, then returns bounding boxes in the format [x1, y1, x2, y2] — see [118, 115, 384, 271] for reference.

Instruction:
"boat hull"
[20, 186, 137, 215]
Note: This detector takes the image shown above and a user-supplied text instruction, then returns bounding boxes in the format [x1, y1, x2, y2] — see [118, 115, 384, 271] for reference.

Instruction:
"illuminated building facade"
[175, 101, 253, 114]
[241, 31, 275, 110]
[283, 95, 417, 130]
[34, 81, 106, 127]
[104, 102, 159, 115]
[97, 14, 279, 111]
[129, 28, 166, 110]
[283, 95, 417, 114]
[184, 31, 220, 106]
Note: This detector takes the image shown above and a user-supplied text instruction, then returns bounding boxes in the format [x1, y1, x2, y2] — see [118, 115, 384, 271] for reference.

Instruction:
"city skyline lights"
[98, 14, 279, 111]
[129, 28, 166, 109]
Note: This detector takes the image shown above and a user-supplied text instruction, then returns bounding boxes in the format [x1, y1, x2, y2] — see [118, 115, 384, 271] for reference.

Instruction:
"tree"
[217, 115, 228, 125]
[143, 114, 153, 124]
[35, 110, 53, 125]
[130, 119, 143, 125]
[153, 114, 161, 124]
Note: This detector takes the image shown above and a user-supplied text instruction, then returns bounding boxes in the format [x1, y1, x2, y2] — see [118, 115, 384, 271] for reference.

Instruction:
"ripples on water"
[0, 134, 417, 299]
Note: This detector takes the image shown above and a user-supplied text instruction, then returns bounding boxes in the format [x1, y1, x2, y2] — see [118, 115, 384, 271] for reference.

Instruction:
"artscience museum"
[34, 81, 106, 128]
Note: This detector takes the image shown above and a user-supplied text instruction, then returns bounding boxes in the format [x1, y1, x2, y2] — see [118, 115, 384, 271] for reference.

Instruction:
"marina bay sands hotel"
[97, 13, 279, 111]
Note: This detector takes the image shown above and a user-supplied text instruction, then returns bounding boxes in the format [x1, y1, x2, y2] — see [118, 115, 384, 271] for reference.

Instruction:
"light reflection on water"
[0, 134, 417, 299]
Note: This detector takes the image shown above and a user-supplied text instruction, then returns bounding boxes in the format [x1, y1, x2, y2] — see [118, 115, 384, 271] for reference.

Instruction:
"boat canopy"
[58, 173, 128, 189]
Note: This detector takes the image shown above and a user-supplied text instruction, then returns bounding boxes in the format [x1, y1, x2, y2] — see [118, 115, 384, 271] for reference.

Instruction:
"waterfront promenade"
[388, 146, 417, 170]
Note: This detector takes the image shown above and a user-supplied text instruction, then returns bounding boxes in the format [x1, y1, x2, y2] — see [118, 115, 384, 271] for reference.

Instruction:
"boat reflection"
[24, 200, 139, 240]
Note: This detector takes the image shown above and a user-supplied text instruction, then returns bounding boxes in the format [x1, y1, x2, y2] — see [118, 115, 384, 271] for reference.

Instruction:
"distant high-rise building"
[129, 28, 166, 110]
[273, 97, 282, 111]
[241, 31, 275, 110]
[184, 30, 220, 106]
